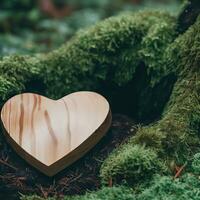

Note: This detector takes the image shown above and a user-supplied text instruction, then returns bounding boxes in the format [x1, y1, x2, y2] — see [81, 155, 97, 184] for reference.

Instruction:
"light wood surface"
[1, 91, 111, 176]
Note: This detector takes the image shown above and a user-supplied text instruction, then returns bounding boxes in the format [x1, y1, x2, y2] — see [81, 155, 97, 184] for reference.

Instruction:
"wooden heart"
[1, 92, 111, 176]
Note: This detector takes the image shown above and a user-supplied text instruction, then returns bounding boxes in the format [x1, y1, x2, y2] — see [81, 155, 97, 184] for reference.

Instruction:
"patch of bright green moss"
[0, 55, 41, 102]
[100, 144, 166, 185]
[137, 173, 200, 200]
[191, 153, 200, 174]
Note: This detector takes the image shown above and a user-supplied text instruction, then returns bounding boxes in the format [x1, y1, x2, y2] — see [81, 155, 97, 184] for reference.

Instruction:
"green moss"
[0, 55, 41, 102]
[189, 105, 200, 135]
[191, 153, 200, 174]
[100, 145, 166, 185]
[40, 11, 176, 98]
[138, 16, 177, 86]
[137, 174, 200, 200]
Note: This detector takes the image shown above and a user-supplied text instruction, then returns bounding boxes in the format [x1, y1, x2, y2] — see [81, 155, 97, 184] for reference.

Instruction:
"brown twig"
[38, 185, 48, 199]
[0, 158, 17, 171]
[174, 162, 187, 179]
[108, 177, 113, 187]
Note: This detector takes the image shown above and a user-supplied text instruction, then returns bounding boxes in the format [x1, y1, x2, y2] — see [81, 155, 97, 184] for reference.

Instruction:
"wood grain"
[1, 92, 111, 176]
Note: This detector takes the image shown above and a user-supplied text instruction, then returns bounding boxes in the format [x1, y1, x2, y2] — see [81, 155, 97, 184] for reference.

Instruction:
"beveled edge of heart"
[1, 91, 112, 176]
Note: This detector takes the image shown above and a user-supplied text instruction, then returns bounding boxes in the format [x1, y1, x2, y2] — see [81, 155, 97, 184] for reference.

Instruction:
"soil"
[0, 114, 137, 200]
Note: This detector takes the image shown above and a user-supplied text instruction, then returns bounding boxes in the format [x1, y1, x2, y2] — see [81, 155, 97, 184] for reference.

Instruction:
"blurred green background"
[0, 0, 182, 56]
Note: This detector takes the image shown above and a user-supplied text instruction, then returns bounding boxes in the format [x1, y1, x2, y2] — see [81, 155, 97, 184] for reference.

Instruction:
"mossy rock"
[0, 5, 199, 200]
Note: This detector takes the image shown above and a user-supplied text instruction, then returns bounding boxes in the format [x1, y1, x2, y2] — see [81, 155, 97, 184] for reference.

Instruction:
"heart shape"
[1, 92, 111, 176]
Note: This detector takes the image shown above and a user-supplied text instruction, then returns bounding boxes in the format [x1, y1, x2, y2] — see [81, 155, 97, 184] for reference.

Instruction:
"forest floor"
[0, 114, 138, 200]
